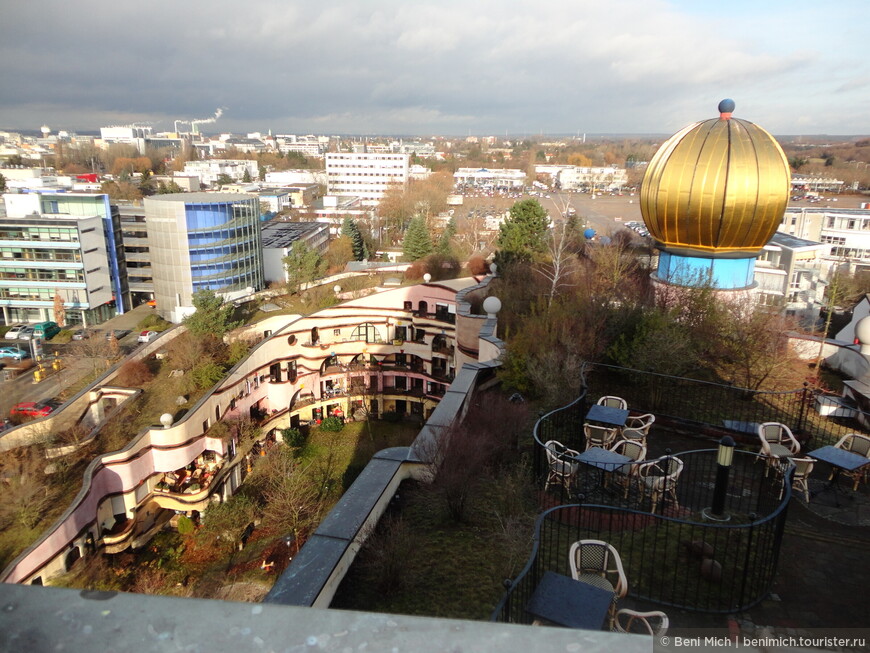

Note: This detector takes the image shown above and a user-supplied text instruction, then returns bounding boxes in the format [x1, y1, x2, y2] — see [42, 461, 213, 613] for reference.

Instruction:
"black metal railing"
[493, 463, 791, 622]
[583, 363, 870, 448]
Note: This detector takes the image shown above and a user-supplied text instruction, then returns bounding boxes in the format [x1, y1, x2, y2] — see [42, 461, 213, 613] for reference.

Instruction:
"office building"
[144, 193, 264, 322]
[0, 193, 129, 325]
[326, 152, 409, 205]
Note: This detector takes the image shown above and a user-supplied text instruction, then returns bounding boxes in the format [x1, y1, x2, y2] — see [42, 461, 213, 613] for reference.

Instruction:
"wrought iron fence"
[509, 363, 806, 619]
[493, 462, 791, 622]
[583, 362, 870, 449]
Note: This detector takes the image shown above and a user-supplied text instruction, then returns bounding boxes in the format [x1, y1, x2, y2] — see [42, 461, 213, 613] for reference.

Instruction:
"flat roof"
[260, 220, 325, 248]
[146, 192, 255, 203]
[769, 231, 823, 249]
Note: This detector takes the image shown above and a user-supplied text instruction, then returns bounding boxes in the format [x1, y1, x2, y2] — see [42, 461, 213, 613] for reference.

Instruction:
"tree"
[183, 289, 239, 339]
[242, 169, 252, 183]
[402, 216, 433, 261]
[495, 199, 549, 266]
[100, 180, 142, 202]
[0, 173, 6, 192]
[325, 236, 355, 272]
[53, 292, 66, 327]
[157, 180, 184, 194]
[215, 173, 233, 188]
[341, 217, 366, 261]
[283, 240, 324, 294]
[535, 222, 577, 308]
[437, 216, 457, 255]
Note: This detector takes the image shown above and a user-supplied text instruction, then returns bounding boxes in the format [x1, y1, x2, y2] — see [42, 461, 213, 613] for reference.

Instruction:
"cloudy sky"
[1, 0, 867, 136]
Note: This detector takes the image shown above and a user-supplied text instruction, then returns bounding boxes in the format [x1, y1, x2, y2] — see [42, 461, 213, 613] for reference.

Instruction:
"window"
[350, 322, 382, 343]
[333, 329, 341, 337]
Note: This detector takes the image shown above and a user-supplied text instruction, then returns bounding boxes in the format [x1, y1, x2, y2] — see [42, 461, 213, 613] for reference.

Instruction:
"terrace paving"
[619, 428, 870, 644]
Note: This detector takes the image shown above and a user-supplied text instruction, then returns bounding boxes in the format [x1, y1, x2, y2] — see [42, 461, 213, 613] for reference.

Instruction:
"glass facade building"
[144, 193, 263, 322]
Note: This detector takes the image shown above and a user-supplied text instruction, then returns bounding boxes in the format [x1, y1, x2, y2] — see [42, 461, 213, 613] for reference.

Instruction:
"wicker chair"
[569, 539, 627, 628]
[609, 439, 647, 496]
[638, 456, 684, 514]
[543, 440, 580, 493]
[833, 433, 870, 491]
[622, 413, 655, 446]
[584, 423, 619, 451]
[757, 422, 801, 477]
[614, 609, 669, 636]
[781, 457, 815, 502]
[596, 395, 628, 410]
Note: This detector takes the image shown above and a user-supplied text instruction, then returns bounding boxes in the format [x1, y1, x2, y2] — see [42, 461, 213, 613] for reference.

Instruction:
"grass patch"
[331, 465, 538, 621]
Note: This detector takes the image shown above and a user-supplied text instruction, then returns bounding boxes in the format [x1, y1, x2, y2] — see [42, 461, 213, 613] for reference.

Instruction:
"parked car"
[71, 328, 92, 340]
[137, 330, 158, 343]
[4, 324, 28, 339]
[32, 321, 60, 340]
[0, 346, 30, 361]
[9, 401, 55, 419]
[105, 329, 131, 341]
[18, 327, 35, 341]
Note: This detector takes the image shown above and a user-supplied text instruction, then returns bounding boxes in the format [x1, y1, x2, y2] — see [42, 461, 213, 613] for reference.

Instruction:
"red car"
[9, 402, 55, 418]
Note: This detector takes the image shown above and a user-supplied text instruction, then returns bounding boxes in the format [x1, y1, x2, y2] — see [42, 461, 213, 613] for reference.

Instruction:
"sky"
[1, 0, 868, 137]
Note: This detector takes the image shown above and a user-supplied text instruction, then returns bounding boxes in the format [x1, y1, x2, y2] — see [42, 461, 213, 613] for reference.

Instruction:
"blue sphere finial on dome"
[584, 228, 596, 240]
[718, 98, 735, 116]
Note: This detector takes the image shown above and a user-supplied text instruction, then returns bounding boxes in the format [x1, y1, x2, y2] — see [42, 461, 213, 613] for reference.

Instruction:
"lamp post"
[703, 436, 735, 522]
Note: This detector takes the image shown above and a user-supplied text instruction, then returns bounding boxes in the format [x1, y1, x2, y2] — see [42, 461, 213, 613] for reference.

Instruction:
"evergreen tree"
[242, 169, 252, 183]
[183, 289, 239, 339]
[437, 216, 457, 255]
[495, 199, 550, 266]
[282, 240, 324, 294]
[403, 216, 433, 261]
[341, 217, 366, 261]
[0, 173, 6, 193]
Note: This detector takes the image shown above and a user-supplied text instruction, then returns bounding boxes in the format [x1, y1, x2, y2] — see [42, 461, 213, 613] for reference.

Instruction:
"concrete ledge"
[0, 584, 647, 653]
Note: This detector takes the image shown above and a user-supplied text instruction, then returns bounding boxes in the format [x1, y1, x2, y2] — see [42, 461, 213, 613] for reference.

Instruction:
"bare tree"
[0, 448, 55, 530]
[535, 221, 577, 308]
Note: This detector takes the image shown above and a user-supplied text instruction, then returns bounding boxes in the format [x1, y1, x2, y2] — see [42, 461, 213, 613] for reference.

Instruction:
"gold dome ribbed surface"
[640, 115, 790, 257]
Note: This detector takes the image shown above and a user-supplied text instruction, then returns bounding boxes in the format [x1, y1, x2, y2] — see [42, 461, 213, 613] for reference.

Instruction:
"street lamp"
[703, 436, 736, 522]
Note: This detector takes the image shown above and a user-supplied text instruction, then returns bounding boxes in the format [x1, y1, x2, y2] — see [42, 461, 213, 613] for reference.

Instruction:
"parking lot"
[0, 304, 155, 419]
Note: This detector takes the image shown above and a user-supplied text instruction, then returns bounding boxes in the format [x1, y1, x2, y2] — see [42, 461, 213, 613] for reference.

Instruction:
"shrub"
[467, 254, 490, 275]
[52, 329, 74, 344]
[188, 360, 226, 390]
[381, 411, 401, 423]
[116, 360, 154, 386]
[319, 416, 344, 432]
[280, 427, 306, 448]
[138, 314, 172, 331]
[176, 515, 195, 536]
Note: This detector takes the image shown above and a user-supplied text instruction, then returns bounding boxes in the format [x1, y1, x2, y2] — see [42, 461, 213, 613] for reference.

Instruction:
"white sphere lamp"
[423, 273, 432, 283]
[160, 413, 174, 429]
[482, 296, 502, 319]
[856, 316, 870, 355]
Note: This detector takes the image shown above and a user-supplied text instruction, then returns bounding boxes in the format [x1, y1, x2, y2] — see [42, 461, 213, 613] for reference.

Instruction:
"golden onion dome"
[640, 99, 790, 258]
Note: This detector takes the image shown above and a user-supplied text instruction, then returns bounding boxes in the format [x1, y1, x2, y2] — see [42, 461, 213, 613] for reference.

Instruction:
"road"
[0, 303, 155, 418]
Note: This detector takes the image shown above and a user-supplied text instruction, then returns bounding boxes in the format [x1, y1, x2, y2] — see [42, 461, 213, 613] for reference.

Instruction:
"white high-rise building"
[326, 152, 409, 205]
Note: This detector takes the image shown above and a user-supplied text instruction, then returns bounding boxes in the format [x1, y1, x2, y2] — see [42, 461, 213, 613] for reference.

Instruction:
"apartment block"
[326, 152, 409, 205]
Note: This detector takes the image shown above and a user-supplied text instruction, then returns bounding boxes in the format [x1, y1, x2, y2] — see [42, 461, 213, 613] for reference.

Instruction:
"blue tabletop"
[586, 404, 629, 427]
[525, 571, 613, 630]
[575, 447, 632, 470]
[808, 446, 870, 472]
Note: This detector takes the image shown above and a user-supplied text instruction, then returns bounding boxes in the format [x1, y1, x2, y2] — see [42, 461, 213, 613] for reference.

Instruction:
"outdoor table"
[585, 404, 629, 429]
[808, 445, 870, 506]
[525, 571, 614, 630]
[574, 447, 632, 495]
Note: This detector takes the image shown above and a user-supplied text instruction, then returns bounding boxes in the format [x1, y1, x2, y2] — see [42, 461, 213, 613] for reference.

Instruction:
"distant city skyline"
[1, 0, 868, 137]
